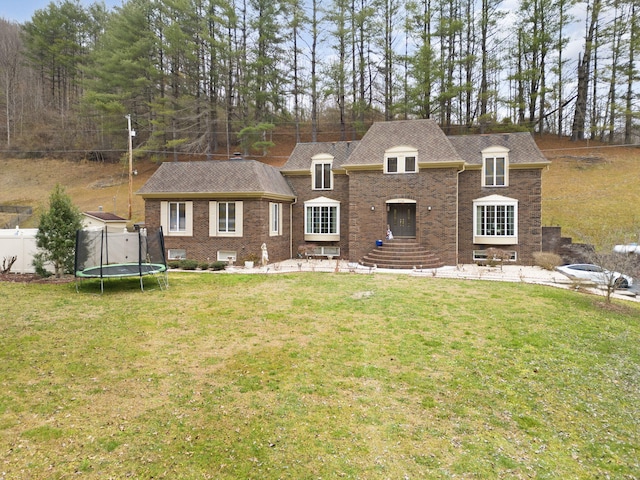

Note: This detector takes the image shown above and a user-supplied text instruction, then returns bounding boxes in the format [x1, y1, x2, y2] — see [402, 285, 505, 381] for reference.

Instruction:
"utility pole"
[126, 114, 134, 220]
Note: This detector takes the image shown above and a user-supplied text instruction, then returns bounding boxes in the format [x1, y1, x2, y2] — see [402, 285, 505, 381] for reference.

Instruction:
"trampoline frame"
[74, 227, 168, 293]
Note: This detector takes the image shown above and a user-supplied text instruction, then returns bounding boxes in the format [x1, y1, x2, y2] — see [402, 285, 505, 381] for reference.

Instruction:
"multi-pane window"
[313, 162, 332, 189]
[304, 197, 340, 241]
[387, 157, 398, 173]
[306, 205, 338, 234]
[168, 202, 187, 233]
[476, 204, 515, 236]
[218, 202, 236, 233]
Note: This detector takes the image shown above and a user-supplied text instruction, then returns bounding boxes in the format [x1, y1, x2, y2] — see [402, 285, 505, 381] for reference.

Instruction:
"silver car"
[556, 264, 633, 289]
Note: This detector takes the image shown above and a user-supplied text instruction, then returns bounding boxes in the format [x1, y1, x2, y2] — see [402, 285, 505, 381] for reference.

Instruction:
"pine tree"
[406, 0, 437, 119]
[35, 184, 84, 278]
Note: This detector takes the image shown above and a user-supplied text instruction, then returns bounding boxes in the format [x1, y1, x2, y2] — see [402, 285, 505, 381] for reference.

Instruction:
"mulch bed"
[0, 273, 74, 284]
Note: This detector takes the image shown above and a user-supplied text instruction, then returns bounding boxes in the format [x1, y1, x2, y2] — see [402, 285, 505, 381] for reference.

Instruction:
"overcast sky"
[1, 0, 122, 24]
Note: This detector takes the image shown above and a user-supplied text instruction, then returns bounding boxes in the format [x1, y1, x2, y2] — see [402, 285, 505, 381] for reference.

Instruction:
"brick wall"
[542, 226, 592, 264]
[347, 168, 459, 265]
[143, 165, 545, 266]
[286, 173, 350, 258]
[457, 168, 544, 265]
[144, 198, 291, 263]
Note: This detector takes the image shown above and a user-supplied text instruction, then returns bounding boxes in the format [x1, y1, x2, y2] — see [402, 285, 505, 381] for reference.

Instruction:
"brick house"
[137, 158, 296, 264]
[138, 119, 550, 266]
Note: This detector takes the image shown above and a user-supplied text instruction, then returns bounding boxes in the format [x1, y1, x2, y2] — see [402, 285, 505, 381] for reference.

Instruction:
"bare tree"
[286, 0, 308, 143]
[574, 228, 638, 303]
[0, 20, 22, 147]
[571, 0, 602, 141]
[310, 0, 321, 142]
[623, 1, 638, 144]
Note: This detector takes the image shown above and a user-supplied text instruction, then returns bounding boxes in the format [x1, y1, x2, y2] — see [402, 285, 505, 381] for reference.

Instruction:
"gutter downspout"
[289, 197, 297, 259]
[456, 163, 466, 266]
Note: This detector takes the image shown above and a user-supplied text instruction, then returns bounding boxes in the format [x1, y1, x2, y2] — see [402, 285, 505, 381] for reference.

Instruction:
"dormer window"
[311, 153, 334, 190]
[482, 146, 509, 187]
[384, 146, 418, 174]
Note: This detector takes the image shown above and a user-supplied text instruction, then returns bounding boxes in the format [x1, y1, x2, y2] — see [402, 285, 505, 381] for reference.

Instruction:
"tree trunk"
[571, 0, 601, 141]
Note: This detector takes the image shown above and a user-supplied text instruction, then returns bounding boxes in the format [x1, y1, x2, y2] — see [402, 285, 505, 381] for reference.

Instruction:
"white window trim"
[473, 194, 518, 245]
[304, 196, 340, 241]
[209, 201, 244, 237]
[473, 250, 517, 262]
[384, 145, 418, 174]
[217, 250, 237, 262]
[311, 153, 334, 190]
[161, 201, 193, 237]
[482, 146, 509, 187]
[269, 202, 283, 236]
[168, 248, 187, 260]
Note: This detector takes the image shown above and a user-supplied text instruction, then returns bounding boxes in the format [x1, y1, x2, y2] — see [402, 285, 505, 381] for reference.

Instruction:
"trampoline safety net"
[74, 226, 168, 291]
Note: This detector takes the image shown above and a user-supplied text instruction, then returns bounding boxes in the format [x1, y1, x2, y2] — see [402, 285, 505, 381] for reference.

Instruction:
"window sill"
[473, 235, 517, 245]
[305, 233, 340, 242]
[211, 233, 242, 238]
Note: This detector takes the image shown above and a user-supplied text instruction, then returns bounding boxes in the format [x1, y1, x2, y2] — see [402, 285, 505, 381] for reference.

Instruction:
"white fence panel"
[0, 229, 40, 273]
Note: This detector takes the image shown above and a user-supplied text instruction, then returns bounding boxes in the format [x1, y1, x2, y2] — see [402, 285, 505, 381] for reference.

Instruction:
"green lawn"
[1, 272, 639, 479]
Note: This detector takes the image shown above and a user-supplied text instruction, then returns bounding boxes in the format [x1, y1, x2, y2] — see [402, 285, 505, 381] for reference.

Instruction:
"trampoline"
[76, 263, 166, 278]
[74, 226, 168, 292]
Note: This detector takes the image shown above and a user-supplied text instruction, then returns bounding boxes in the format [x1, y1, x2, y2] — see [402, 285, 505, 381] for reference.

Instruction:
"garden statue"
[261, 243, 269, 267]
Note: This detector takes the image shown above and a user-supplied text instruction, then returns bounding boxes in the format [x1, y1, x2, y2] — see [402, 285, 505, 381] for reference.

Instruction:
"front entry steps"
[360, 238, 444, 270]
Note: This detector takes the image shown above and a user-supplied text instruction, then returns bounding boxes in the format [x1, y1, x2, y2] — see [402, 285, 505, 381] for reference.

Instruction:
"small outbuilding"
[83, 210, 128, 233]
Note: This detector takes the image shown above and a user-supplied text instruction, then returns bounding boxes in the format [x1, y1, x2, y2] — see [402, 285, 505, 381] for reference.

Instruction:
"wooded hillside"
[0, 0, 638, 161]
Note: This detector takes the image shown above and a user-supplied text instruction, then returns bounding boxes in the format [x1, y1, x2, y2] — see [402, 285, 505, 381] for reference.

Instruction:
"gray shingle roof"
[343, 119, 464, 166]
[83, 211, 126, 222]
[447, 132, 550, 165]
[137, 160, 295, 198]
[281, 141, 359, 171]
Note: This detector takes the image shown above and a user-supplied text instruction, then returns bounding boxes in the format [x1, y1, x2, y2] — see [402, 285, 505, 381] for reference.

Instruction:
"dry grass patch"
[0, 158, 157, 226]
[540, 141, 640, 239]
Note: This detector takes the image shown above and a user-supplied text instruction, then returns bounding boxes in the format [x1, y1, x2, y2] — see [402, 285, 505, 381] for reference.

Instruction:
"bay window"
[304, 197, 340, 241]
[473, 195, 518, 245]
